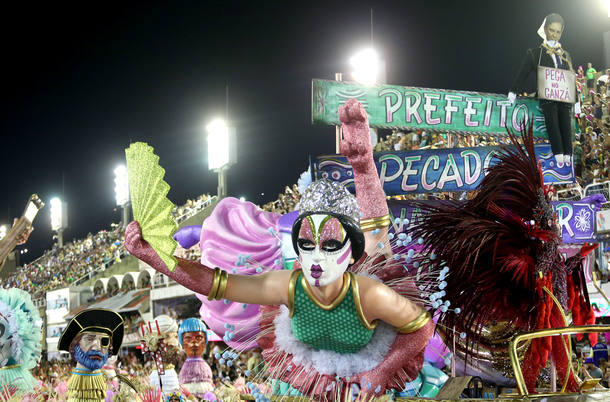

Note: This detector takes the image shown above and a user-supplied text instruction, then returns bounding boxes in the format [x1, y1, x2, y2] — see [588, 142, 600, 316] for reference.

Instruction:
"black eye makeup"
[297, 239, 316, 251]
[321, 239, 343, 252]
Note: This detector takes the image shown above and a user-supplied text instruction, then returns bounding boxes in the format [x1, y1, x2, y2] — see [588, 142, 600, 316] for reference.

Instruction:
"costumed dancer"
[410, 122, 596, 393]
[177, 318, 214, 398]
[125, 99, 440, 399]
[509, 13, 576, 168]
[148, 315, 182, 394]
[59, 309, 126, 401]
[0, 288, 42, 392]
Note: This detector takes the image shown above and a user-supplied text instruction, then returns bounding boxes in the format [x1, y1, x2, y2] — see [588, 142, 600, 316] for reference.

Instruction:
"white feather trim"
[0, 300, 21, 364]
[297, 168, 312, 196]
[273, 306, 396, 377]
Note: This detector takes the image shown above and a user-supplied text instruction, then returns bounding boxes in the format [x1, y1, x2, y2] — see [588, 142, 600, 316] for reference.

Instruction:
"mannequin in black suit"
[509, 13, 575, 168]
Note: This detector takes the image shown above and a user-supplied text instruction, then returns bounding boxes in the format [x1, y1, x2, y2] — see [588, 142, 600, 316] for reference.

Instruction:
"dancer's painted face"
[0, 315, 12, 367]
[297, 214, 352, 287]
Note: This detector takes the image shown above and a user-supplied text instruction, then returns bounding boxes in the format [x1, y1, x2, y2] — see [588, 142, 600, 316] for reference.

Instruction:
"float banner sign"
[311, 144, 574, 195]
[387, 200, 597, 246]
[537, 67, 575, 104]
[551, 200, 597, 243]
[312, 79, 549, 138]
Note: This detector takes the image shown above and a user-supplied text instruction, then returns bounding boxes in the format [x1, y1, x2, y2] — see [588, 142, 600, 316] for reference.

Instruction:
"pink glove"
[338, 99, 388, 220]
[124, 221, 215, 295]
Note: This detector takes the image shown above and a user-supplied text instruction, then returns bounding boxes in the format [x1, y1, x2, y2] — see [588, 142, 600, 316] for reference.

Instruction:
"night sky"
[1, 0, 608, 264]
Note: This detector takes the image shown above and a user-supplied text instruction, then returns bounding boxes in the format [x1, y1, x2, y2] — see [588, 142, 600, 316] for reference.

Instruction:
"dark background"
[1, 0, 608, 263]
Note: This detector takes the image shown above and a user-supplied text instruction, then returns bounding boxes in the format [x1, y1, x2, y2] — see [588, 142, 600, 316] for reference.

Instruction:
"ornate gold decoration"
[67, 369, 106, 401]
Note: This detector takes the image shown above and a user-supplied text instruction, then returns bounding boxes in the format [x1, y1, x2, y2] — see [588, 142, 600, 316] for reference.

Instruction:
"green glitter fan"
[125, 142, 178, 271]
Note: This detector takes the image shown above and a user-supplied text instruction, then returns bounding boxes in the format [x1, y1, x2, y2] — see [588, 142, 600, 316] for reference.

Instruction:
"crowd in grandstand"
[172, 194, 214, 223]
[0, 194, 213, 302]
[0, 226, 126, 300]
[261, 185, 300, 214]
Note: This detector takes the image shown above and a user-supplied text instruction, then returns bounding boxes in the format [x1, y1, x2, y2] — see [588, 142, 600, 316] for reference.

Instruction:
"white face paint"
[0, 315, 12, 367]
[297, 214, 353, 287]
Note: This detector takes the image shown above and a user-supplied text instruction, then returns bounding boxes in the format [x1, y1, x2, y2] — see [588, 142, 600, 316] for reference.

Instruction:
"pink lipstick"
[310, 264, 323, 279]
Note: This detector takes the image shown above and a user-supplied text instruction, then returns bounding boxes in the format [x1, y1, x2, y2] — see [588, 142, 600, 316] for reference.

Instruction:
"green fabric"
[0, 365, 38, 392]
[291, 272, 374, 354]
[271, 379, 303, 396]
[587, 68, 596, 80]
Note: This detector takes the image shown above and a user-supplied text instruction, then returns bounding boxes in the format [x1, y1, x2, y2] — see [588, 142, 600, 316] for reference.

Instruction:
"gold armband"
[207, 268, 222, 301]
[396, 310, 431, 334]
[360, 214, 391, 232]
[214, 270, 229, 301]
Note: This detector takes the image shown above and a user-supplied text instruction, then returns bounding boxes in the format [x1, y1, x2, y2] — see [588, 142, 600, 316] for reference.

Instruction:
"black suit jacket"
[510, 45, 573, 95]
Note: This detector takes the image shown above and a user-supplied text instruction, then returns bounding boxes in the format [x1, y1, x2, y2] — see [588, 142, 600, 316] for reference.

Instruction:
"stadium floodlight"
[50, 197, 68, 247]
[350, 48, 383, 86]
[207, 119, 232, 170]
[50, 197, 63, 231]
[206, 118, 237, 198]
[114, 165, 130, 207]
[0, 225, 7, 241]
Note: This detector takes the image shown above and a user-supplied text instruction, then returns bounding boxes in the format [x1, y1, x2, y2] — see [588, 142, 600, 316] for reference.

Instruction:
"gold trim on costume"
[214, 270, 229, 301]
[287, 269, 301, 317]
[360, 214, 391, 232]
[78, 328, 113, 336]
[350, 273, 377, 330]
[395, 310, 431, 334]
[0, 364, 20, 371]
[300, 271, 351, 311]
[207, 268, 222, 301]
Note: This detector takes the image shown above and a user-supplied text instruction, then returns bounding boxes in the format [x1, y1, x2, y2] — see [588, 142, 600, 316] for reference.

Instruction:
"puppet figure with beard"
[59, 309, 124, 402]
[148, 314, 182, 395]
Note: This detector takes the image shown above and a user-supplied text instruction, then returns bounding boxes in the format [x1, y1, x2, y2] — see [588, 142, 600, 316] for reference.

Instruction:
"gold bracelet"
[207, 268, 222, 301]
[396, 310, 431, 334]
[214, 270, 229, 301]
[360, 214, 391, 232]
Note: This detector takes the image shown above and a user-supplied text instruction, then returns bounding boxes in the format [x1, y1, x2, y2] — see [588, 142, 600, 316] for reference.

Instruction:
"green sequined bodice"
[289, 270, 375, 354]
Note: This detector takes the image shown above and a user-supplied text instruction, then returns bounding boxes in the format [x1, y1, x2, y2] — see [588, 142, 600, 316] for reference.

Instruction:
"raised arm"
[338, 99, 391, 256]
[125, 221, 290, 306]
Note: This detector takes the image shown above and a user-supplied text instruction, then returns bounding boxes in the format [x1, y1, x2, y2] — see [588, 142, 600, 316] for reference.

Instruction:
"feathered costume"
[0, 288, 42, 392]
[411, 122, 594, 392]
